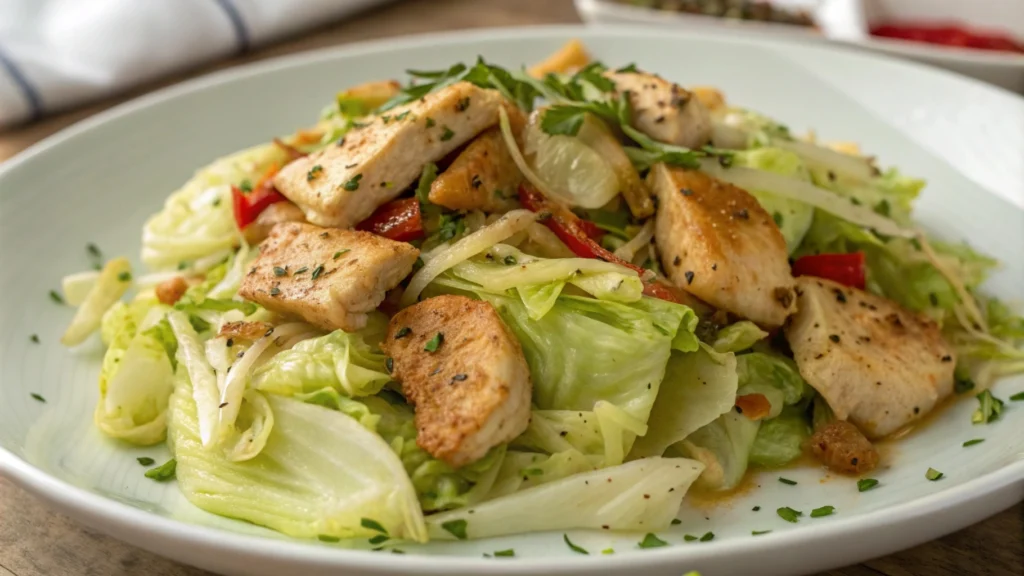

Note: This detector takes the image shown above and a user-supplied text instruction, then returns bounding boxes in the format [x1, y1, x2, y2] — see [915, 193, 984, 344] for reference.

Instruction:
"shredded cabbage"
[61, 257, 133, 346]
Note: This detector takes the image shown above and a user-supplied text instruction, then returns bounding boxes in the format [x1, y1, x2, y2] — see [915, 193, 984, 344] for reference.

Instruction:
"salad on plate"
[56, 39, 1024, 546]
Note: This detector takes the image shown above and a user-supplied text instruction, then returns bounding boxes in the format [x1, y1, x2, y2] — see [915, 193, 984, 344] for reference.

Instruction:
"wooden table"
[0, 1, 1021, 575]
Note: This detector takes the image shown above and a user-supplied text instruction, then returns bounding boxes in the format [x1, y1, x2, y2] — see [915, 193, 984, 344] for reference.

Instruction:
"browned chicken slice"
[786, 277, 957, 439]
[649, 164, 797, 328]
[381, 295, 532, 468]
[155, 276, 188, 306]
[238, 222, 418, 332]
[427, 106, 527, 212]
[809, 420, 879, 475]
[604, 70, 712, 149]
[241, 201, 307, 245]
[273, 82, 507, 228]
[218, 321, 274, 342]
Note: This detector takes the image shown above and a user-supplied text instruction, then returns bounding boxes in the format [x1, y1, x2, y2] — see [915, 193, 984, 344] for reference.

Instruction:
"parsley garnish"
[333, 250, 349, 260]
[273, 266, 287, 277]
[493, 549, 515, 557]
[360, 518, 388, 534]
[144, 458, 177, 482]
[699, 531, 714, 542]
[926, 468, 944, 481]
[683, 534, 698, 542]
[307, 164, 323, 182]
[269, 286, 281, 296]
[425, 117, 436, 128]
[368, 534, 389, 545]
[1010, 391, 1024, 402]
[49, 290, 64, 304]
[963, 438, 985, 447]
[318, 534, 340, 543]
[441, 519, 468, 540]
[30, 393, 45, 403]
[503, 255, 517, 265]
[29, 334, 39, 344]
[437, 212, 466, 241]
[118, 271, 132, 282]
[394, 110, 411, 121]
[424, 332, 444, 352]
[857, 478, 879, 492]
[456, 96, 471, 111]
[773, 212, 784, 227]
[563, 534, 588, 554]
[810, 506, 835, 518]
[752, 530, 772, 536]
[440, 126, 455, 141]
[294, 266, 309, 275]
[778, 477, 797, 486]
[777, 507, 802, 523]
[311, 264, 325, 280]
[615, 63, 639, 73]
[972, 390, 1004, 424]
[343, 174, 363, 191]
[752, 506, 761, 511]
[638, 533, 668, 548]
[671, 518, 682, 525]
[415, 162, 439, 203]
[601, 548, 614, 555]
[239, 179, 253, 193]
[136, 457, 155, 466]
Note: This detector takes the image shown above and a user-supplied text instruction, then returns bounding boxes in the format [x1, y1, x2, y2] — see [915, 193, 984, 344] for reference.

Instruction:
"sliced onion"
[401, 209, 539, 307]
[771, 139, 875, 182]
[167, 310, 220, 447]
[223, 390, 275, 462]
[575, 115, 653, 218]
[709, 121, 750, 149]
[613, 219, 655, 262]
[698, 159, 914, 238]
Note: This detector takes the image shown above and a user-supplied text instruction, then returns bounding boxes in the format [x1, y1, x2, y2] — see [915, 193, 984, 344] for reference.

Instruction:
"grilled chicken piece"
[155, 276, 188, 306]
[690, 86, 726, 112]
[604, 70, 712, 149]
[427, 106, 527, 212]
[218, 321, 274, 342]
[238, 222, 418, 332]
[273, 82, 506, 228]
[241, 201, 307, 245]
[786, 277, 957, 439]
[649, 164, 797, 328]
[381, 295, 532, 468]
[810, 420, 879, 475]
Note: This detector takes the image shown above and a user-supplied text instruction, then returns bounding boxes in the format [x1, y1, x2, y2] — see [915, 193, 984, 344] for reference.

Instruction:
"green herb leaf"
[333, 250, 350, 260]
[49, 290, 64, 305]
[294, 266, 309, 275]
[752, 505, 761, 511]
[752, 530, 772, 536]
[962, 438, 985, 447]
[925, 467, 944, 481]
[239, 179, 253, 193]
[437, 212, 466, 241]
[683, 534, 698, 542]
[424, 332, 444, 352]
[540, 105, 588, 136]
[777, 507, 802, 523]
[368, 534, 389, 545]
[415, 162, 439, 203]
[615, 63, 639, 73]
[318, 534, 340, 543]
[273, 266, 287, 277]
[494, 549, 515, 557]
[425, 117, 436, 128]
[601, 548, 615, 555]
[30, 393, 45, 403]
[1010, 392, 1024, 402]
[136, 457, 155, 466]
[503, 255, 517, 265]
[638, 533, 668, 549]
[699, 531, 715, 542]
[360, 518, 388, 534]
[343, 174, 363, 191]
[563, 534, 589, 555]
[395, 327, 412, 339]
[671, 518, 682, 525]
[311, 264, 325, 280]
[144, 458, 177, 482]
[857, 478, 879, 492]
[117, 271, 132, 282]
[29, 334, 39, 344]
[440, 126, 455, 141]
[442, 519, 468, 540]
[971, 390, 1004, 424]
[810, 506, 835, 518]
[778, 477, 797, 486]
[306, 164, 323, 182]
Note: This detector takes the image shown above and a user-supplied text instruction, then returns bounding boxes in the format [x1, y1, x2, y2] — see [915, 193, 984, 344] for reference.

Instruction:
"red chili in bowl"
[870, 22, 1024, 54]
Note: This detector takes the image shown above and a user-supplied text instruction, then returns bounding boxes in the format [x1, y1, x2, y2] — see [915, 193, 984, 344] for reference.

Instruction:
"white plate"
[576, 0, 1024, 92]
[1, 25, 1023, 576]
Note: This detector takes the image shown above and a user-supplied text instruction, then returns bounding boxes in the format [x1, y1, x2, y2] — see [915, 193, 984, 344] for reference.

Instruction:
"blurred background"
[0, 0, 1021, 148]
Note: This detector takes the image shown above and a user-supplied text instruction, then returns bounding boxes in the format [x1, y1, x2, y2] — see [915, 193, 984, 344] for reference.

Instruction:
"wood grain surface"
[0, 1, 1021, 575]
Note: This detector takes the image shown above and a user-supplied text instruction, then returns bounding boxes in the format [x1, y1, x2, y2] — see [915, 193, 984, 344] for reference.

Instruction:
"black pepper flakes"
[829, 334, 841, 343]
[684, 270, 695, 285]
[940, 355, 952, 362]
[673, 256, 681, 266]
[395, 326, 412, 339]
[680, 188, 694, 197]
[733, 208, 749, 220]
[269, 286, 281, 296]
[834, 289, 847, 303]
[451, 373, 468, 383]
[471, 174, 482, 189]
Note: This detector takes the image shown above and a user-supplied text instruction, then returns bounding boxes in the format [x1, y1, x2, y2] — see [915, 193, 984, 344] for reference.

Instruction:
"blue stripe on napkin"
[0, 43, 42, 122]
[213, 0, 251, 53]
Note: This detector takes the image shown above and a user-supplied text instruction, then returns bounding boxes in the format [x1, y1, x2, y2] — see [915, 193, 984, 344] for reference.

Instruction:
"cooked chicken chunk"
[786, 277, 957, 439]
[155, 276, 188, 306]
[273, 82, 506, 228]
[810, 420, 879, 475]
[241, 201, 307, 245]
[649, 164, 797, 328]
[690, 86, 726, 112]
[381, 295, 532, 468]
[238, 222, 418, 332]
[605, 70, 712, 149]
[427, 106, 526, 212]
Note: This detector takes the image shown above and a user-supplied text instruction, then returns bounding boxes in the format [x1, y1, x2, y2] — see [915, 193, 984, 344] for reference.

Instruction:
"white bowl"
[1, 24, 1023, 576]
[576, 0, 1024, 92]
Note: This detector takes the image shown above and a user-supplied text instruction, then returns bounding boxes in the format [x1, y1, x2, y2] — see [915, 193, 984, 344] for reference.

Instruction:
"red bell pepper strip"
[356, 197, 425, 242]
[576, 218, 606, 241]
[791, 252, 866, 290]
[518, 183, 680, 303]
[232, 182, 288, 230]
[735, 393, 772, 421]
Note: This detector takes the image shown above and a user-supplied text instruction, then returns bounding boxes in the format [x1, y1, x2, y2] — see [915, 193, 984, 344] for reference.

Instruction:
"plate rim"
[1, 23, 1023, 574]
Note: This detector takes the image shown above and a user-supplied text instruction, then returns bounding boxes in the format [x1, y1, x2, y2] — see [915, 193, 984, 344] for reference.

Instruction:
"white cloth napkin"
[0, 0, 391, 128]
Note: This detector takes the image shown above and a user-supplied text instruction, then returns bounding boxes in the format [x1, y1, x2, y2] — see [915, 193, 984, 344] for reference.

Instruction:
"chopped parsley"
[778, 477, 797, 486]
[925, 468, 944, 481]
[494, 549, 515, 557]
[424, 332, 444, 352]
[777, 507, 802, 523]
[415, 162, 439, 203]
[269, 286, 281, 296]
[29, 334, 39, 344]
[294, 266, 309, 275]
[49, 290, 64, 304]
[394, 110, 411, 121]
[368, 534, 389, 545]
[333, 249, 350, 260]
[638, 533, 668, 548]
[425, 117, 436, 128]
[440, 126, 455, 141]
[306, 164, 323, 181]
[772, 212, 784, 227]
[311, 264, 325, 280]
[683, 534, 698, 542]
[752, 506, 761, 511]
[962, 438, 985, 447]
[857, 478, 879, 492]
[144, 458, 177, 482]
[601, 548, 614, 555]
[810, 506, 835, 518]
[394, 326, 412, 339]
[87, 242, 102, 259]
[503, 255, 517, 265]
[343, 174, 363, 191]
[671, 518, 682, 525]
[118, 271, 132, 282]
[318, 534, 340, 543]
[30, 393, 46, 403]
[563, 534, 588, 555]
[360, 518, 388, 534]
[699, 531, 714, 542]
[136, 457, 155, 466]
[456, 96, 471, 111]
[971, 390, 1004, 424]
[437, 212, 466, 241]
[752, 530, 772, 536]
[1010, 391, 1024, 402]
[616, 63, 639, 73]
[239, 179, 253, 193]
[273, 266, 287, 277]
[441, 519, 468, 540]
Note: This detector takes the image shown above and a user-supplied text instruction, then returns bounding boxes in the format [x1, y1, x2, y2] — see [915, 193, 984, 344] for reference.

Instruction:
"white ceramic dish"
[576, 0, 1024, 92]
[1, 25, 1023, 576]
